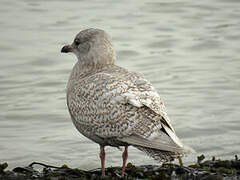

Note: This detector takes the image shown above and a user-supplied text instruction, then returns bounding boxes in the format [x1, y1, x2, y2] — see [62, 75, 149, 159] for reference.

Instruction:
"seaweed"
[0, 155, 239, 180]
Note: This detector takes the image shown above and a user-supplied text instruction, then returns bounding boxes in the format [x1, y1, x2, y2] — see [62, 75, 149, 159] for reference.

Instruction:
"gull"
[61, 28, 191, 177]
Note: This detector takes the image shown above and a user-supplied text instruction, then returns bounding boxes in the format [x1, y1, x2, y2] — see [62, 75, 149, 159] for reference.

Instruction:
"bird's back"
[66, 64, 145, 139]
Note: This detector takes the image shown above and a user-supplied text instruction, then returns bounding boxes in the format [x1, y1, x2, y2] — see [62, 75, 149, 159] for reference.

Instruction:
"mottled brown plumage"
[61, 28, 191, 176]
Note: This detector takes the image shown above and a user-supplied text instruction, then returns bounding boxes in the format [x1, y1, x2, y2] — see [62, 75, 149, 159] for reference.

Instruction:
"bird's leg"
[121, 146, 128, 176]
[99, 146, 105, 176]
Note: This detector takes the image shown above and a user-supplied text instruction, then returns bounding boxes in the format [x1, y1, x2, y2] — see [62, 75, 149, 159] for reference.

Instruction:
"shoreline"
[1, 155, 239, 180]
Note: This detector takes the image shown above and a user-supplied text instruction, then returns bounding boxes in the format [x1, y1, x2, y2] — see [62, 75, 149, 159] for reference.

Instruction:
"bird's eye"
[74, 39, 81, 46]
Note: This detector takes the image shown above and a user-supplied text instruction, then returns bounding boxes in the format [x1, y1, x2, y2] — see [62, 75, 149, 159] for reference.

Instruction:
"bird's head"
[61, 28, 116, 67]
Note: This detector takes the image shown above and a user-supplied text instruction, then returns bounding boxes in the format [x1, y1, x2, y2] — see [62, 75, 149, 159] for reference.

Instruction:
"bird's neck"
[70, 60, 113, 79]
[76, 46, 116, 69]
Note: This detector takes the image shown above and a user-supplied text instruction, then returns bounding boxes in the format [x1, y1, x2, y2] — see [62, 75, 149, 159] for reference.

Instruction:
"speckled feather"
[65, 28, 189, 162]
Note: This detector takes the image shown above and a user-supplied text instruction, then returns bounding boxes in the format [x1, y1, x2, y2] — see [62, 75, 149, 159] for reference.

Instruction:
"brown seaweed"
[0, 155, 239, 180]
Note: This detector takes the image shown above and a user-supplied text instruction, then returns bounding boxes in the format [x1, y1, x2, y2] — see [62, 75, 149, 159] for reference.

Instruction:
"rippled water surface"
[1, 0, 240, 169]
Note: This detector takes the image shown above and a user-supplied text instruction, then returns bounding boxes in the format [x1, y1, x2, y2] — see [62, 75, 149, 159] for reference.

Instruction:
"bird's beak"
[61, 45, 73, 53]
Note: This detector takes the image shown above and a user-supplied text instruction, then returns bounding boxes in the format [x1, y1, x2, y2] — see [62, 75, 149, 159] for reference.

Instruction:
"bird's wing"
[120, 73, 175, 132]
[110, 73, 186, 152]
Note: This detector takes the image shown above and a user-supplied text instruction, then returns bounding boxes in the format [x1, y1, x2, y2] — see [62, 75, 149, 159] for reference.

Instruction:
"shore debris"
[0, 155, 239, 180]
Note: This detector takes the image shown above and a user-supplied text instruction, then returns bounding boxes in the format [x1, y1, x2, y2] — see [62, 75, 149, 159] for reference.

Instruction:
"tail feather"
[134, 145, 183, 162]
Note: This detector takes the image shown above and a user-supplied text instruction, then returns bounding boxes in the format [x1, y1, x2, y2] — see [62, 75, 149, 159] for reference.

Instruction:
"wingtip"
[181, 145, 196, 155]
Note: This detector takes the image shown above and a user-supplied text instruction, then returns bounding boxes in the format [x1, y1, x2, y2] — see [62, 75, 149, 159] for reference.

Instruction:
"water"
[0, 0, 240, 170]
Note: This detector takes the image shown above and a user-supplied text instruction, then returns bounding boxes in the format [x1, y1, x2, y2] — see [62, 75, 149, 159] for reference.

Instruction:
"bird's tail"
[134, 145, 182, 162]
[118, 123, 195, 162]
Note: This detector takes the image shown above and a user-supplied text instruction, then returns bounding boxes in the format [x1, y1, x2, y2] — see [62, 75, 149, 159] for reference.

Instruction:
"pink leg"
[99, 146, 105, 176]
[121, 146, 128, 176]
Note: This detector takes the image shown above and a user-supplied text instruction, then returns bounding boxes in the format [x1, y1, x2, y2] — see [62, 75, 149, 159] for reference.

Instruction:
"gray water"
[1, 0, 240, 170]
